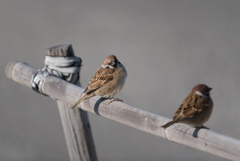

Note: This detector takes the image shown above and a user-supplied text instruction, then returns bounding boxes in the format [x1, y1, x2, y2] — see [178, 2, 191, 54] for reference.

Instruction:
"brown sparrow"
[162, 84, 213, 129]
[70, 55, 127, 109]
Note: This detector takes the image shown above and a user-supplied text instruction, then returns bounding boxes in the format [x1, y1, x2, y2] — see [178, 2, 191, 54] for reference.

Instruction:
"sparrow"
[70, 55, 127, 109]
[162, 84, 213, 129]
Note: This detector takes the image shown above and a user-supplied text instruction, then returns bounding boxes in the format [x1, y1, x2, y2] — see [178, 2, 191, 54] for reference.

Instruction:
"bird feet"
[196, 125, 209, 130]
[108, 98, 123, 105]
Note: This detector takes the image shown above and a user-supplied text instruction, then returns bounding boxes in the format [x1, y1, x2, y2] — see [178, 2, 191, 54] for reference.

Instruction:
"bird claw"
[108, 98, 123, 105]
[196, 125, 209, 130]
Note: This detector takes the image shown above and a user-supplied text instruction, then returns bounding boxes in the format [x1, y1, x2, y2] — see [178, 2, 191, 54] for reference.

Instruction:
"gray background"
[1, 0, 239, 161]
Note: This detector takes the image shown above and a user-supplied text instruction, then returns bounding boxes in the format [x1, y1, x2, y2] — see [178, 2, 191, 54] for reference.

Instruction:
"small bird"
[70, 55, 127, 109]
[162, 84, 213, 129]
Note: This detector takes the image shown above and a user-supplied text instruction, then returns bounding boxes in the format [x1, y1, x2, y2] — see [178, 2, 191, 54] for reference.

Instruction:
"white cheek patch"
[102, 64, 108, 68]
[195, 91, 204, 96]
[102, 64, 114, 68]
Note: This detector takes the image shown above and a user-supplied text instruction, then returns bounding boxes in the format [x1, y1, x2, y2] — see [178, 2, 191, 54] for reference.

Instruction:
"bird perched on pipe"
[70, 55, 127, 109]
[162, 84, 213, 129]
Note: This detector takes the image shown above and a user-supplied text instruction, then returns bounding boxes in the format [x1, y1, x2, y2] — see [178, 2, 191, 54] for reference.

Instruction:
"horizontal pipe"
[5, 61, 240, 161]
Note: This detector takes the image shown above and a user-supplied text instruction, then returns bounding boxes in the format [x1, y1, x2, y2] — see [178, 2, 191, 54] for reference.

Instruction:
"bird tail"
[70, 94, 89, 109]
[161, 120, 178, 129]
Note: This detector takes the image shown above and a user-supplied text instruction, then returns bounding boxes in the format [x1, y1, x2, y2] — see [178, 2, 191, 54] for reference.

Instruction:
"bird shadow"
[193, 126, 209, 138]
[94, 97, 107, 115]
[193, 128, 201, 138]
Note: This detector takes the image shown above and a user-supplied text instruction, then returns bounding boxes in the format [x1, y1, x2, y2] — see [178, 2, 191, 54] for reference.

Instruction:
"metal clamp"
[31, 69, 51, 96]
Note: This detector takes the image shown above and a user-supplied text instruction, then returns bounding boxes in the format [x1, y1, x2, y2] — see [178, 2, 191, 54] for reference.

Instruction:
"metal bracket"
[31, 69, 51, 96]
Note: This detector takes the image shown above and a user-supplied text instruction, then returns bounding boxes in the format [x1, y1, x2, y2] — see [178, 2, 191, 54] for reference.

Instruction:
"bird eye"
[111, 61, 117, 67]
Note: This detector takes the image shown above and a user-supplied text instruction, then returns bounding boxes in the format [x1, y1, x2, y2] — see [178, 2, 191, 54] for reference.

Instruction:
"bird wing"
[84, 67, 115, 95]
[173, 93, 211, 120]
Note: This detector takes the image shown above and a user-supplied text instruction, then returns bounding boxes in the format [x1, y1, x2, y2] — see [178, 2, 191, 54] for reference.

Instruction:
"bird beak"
[209, 87, 213, 91]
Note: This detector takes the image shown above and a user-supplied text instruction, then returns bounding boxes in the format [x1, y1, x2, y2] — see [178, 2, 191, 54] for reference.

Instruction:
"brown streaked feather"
[162, 84, 213, 128]
[161, 120, 178, 129]
[70, 67, 115, 109]
[84, 67, 115, 95]
[70, 55, 127, 110]
[173, 104, 183, 120]
[173, 93, 211, 121]
[172, 94, 192, 120]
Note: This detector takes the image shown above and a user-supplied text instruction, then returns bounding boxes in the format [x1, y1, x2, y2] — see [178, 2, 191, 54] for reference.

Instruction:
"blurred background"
[1, 0, 239, 160]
